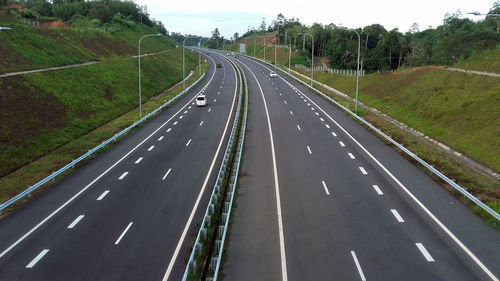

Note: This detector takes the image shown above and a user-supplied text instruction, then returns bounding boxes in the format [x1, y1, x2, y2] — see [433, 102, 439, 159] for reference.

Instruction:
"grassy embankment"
[0, 12, 203, 211]
[454, 48, 500, 73]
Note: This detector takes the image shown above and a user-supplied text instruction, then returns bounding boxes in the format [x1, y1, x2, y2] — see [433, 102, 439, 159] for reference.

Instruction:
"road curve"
[223, 53, 500, 281]
[0, 51, 240, 281]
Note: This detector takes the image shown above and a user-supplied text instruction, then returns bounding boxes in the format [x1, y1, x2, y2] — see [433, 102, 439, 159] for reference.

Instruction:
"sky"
[135, 0, 496, 38]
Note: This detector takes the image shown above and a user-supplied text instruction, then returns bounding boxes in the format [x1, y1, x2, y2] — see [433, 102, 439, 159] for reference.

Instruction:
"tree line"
[237, 3, 500, 71]
[1, 0, 167, 34]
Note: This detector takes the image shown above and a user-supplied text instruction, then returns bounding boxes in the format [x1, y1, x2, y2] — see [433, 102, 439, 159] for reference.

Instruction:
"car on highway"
[269, 71, 277, 78]
[216, 63, 222, 68]
[196, 95, 207, 106]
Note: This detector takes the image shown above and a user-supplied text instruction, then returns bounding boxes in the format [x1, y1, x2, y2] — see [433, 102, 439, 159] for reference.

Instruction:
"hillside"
[0, 12, 197, 177]
[454, 48, 500, 73]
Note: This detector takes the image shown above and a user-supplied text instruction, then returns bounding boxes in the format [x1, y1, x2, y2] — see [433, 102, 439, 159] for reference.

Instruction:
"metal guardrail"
[245, 54, 500, 222]
[182, 54, 247, 281]
[0, 73, 206, 213]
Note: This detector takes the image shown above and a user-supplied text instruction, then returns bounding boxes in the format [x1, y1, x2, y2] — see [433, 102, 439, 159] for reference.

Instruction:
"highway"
[223, 54, 500, 281]
[0, 50, 240, 281]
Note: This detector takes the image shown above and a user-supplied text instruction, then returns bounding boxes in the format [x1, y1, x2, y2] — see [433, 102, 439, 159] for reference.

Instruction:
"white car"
[196, 95, 207, 106]
[269, 71, 277, 78]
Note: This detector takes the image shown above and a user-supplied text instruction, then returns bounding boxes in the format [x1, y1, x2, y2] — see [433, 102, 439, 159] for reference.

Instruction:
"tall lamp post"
[263, 36, 266, 62]
[297, 32, 314, 86]
[253, 29, 256, 58]
[288, 37, 292, 74]
[339, 27, 361, 111]
[468, 12, 500, 32]
[182, 36, 196, 89]
[138, 33, 161, 118]
[198, 37, 207, 76]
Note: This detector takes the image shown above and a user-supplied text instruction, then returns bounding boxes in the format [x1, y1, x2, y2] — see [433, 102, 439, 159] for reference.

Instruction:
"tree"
[260, 17, 266, 33]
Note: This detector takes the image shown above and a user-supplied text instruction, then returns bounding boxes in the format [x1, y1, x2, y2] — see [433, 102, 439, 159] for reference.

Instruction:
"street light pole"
[182, 36, 195, 89]
[297, 32, 314, 86]
[349, 29, 361, 111]
[253, 29, 256, 58]
[138, 33, 161, 118]
[198, 37, 207, 76]
[263, 36, 266, 62]
[468, 12, 500, 32]
[288, 38, 291, 74]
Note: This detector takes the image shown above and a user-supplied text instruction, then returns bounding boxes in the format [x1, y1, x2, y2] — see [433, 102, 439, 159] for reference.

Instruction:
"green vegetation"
[220, 2, 500, 72]
[0, 10, 198, 180]
[454, 48, 500, 73]
[0, 14, 175, 73]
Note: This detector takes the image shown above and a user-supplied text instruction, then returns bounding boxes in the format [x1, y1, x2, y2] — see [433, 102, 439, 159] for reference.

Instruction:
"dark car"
[216, 63, 222, 68]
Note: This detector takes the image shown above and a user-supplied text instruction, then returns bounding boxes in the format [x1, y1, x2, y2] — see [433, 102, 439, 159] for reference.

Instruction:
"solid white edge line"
[115, 222, 133, 245]
[372, 185, 383, 195]
[254, 58, 498, 281]
[185, 139, 192, 147]
[391, 209, 405, 223]
[134, 157, 143, 164]
[238, 61, 288, 281]
[67, 215, 85, 229]
[0, 53, 219, 260]
[351, 251, 367, 281]
[118, 172, 128, 180]
[161, 53, 239, 281]
[97, 190, 110, 200]
[26, 249, 49, 268]
[162, 168, 172, 180]
[322, 181, 330, 195]
[416, 243, 435, 262]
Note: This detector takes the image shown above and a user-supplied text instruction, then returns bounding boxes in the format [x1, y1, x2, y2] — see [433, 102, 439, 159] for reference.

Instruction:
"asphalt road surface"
[223, 53, 500, 281]
[0, 51, 240, 281]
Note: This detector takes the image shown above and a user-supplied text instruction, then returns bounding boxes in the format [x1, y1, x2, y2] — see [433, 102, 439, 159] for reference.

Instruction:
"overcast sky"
[135, 0, 496, 38]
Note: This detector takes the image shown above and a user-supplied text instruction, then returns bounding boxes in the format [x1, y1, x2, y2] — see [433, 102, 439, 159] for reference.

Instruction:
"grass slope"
[454, 48, 500, 73]
[0, 12, 197, 177]
[0, 12, 176, 73]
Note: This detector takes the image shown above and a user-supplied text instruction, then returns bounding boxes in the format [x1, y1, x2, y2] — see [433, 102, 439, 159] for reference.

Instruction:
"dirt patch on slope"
[0, 76, 68, 147]
[39, 20, 67, 28]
